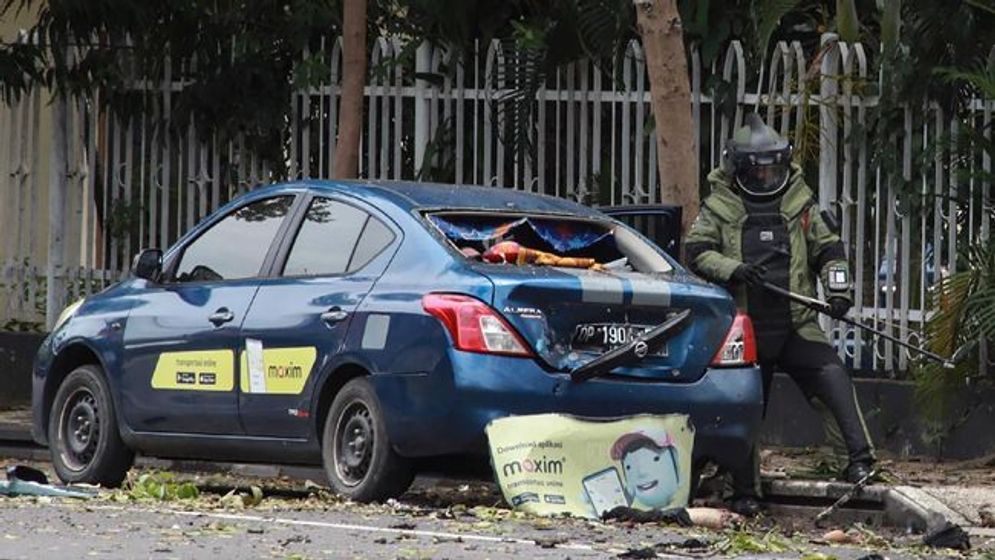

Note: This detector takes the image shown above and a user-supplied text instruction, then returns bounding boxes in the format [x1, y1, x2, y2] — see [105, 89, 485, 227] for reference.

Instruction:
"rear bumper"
[372, 353, 763, 470]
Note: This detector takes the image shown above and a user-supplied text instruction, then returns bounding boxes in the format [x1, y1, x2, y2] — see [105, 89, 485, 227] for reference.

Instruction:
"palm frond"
[752, 0, 803, 55]
[918, 240, 995, 423]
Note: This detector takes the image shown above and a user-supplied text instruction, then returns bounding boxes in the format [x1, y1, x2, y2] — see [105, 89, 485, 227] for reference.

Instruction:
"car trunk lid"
[470, 263, 734, 382]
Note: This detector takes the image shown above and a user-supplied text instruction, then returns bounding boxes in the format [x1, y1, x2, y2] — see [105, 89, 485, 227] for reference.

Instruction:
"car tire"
[48, 364, 134, 487]
[322, 377, 414, 502]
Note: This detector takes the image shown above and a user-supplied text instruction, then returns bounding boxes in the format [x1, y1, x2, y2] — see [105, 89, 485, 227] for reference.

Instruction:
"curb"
[762, 478, 981, 534]
[884, 485, 972, 533]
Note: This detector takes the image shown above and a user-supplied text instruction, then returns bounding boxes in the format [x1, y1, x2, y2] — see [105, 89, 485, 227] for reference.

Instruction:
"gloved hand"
[731, 263, 767, 287]
[828, 297, 851, 319]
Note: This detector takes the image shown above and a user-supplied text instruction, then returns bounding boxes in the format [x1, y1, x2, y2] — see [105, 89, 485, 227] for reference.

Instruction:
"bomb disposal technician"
[684, 114, 875, 516]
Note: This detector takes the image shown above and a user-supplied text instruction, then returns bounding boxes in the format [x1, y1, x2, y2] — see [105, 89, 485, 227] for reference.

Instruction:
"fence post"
[413, 42, 432, 177]
[818, 33, 840, 211]
[46, 92, 69, 329]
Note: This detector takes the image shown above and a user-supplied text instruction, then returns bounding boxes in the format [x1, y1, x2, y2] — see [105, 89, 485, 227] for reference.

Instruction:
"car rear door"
[120, 194, 299, 435]
[600, 205, 682, 259]
[236, 194, 399, 439]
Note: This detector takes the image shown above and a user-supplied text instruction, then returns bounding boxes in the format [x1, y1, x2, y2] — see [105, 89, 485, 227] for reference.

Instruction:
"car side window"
[283, 198, 368, 276]
[173, 196, 294, 282]
[348, 215, 395, 272]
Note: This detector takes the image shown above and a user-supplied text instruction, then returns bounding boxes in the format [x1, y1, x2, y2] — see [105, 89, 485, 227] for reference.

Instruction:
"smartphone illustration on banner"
[582, 467, 629, 516]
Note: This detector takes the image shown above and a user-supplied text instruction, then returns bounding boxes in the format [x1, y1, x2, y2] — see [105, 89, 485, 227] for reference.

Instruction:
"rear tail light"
[422, 294, 533, 357]
[710, 313, 757, 366]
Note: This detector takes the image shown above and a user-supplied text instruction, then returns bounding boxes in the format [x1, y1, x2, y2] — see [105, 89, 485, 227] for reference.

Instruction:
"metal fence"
[0, 33, 990, 375]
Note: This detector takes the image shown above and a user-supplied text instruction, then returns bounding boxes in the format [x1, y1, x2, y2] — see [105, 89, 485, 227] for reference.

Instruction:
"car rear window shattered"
[428, 213, 672, 274]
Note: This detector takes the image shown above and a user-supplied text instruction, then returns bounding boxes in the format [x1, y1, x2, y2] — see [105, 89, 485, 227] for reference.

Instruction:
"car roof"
[258, 179, 607, 219]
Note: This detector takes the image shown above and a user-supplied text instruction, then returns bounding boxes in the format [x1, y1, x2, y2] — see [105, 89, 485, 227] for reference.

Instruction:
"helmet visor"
[735, 159, 789, 197]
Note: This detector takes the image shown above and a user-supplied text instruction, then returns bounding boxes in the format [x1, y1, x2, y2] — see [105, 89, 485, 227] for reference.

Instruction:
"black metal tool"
[814, 468, 878, 526]
[761, 281, 969, 369]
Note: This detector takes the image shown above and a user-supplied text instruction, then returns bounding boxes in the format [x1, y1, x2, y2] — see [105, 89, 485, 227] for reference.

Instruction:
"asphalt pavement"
[0, 474, 968, 560]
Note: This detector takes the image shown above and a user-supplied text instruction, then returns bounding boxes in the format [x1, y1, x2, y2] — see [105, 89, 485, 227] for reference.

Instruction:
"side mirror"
[133, 248, 162, 282]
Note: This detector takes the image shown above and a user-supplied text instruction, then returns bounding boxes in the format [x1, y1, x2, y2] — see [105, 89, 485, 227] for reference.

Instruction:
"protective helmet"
[723, 113, 793, 199]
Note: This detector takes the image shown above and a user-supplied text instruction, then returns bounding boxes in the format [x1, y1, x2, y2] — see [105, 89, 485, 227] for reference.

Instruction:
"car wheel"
[48, 365, 134, 487]
[322, 377, 414, 502]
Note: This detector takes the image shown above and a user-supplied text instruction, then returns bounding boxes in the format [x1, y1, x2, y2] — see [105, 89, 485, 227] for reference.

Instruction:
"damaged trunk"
[476, 265, 732, 381]
[426, 211, 735, 380]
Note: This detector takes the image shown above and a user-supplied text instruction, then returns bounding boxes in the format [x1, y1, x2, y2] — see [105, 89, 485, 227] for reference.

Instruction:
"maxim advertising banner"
[485, 413, 694, 519]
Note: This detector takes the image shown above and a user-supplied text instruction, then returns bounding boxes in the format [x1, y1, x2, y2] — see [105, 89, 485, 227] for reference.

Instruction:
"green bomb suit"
[684, 164, 874, 496]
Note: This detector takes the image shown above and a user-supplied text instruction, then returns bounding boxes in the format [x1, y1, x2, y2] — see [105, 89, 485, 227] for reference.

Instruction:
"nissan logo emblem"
[634, 341, 649, 359]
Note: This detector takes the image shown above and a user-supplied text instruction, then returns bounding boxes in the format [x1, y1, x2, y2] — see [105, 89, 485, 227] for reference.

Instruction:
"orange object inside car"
[482, 240, 603, 271]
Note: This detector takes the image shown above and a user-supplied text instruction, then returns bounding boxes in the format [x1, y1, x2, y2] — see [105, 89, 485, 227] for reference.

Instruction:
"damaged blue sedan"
[33, 181, 763, 501]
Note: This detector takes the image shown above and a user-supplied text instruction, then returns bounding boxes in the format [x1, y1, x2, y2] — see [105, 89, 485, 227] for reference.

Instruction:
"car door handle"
[208, 308, 235, 326]
[320, 307, 349, 325]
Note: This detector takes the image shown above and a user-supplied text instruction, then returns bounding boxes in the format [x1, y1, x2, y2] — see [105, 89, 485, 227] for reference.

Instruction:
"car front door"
[237, 195, 399, 439]
[120, 194, 298, 435]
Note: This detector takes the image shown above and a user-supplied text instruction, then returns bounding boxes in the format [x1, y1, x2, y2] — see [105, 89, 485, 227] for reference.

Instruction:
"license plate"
[572, 323, 667, 355]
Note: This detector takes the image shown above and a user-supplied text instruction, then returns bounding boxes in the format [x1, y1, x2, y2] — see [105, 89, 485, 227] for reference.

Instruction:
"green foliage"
[755, 0, 806, 57]
[917, 244, 995, 421]
[0, 42, 45, 102]
[123, 471, 200, 501]
[716, 530, 792, 555]
[2, 0, 341, 173]
[104, 199, 143, 243]
[836, 0, 860, 42]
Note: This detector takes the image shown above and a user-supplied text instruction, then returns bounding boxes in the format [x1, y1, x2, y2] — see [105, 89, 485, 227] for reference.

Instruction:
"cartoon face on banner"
[610, 429, 680, 509]
[486, 413, 694, 519]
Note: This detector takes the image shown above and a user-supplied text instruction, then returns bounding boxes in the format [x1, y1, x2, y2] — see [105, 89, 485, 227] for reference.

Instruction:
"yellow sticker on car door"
[238, 346, 317, 395]
[150, 350, 235, 391]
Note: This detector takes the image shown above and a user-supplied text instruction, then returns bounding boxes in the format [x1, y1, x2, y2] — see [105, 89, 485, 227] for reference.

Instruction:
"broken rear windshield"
[427, 212, 673, 274]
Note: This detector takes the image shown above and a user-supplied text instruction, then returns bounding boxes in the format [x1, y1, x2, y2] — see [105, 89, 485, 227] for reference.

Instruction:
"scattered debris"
[0, 465, 95, 499]
[601, 506, 692, 526]
[715, 530, 792, 555]
[821, 529, 850, 544]
[923, 519, 971, 551]
[653, 537, 713, 556]
[617, 546, 658, 559]
[675, 537, 710, 549]
[686, 507, 743, 529]
[534, 536, 566, 548]
[799, 553, 839, 560]
[980, 504, 995, 528]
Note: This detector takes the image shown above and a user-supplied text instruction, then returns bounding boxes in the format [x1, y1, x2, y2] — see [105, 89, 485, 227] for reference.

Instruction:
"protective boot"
[842, 461, 875, 484]
[728, 495, 763, 517]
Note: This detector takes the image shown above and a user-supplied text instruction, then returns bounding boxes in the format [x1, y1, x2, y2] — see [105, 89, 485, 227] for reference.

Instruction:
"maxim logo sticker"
[501, 456, 566, 477]
[268, 364, 303, 379]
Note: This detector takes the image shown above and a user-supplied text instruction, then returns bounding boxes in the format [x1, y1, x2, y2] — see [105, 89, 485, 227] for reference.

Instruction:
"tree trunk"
[333, 0, 368, 179]
[633, 0, 698, 237]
